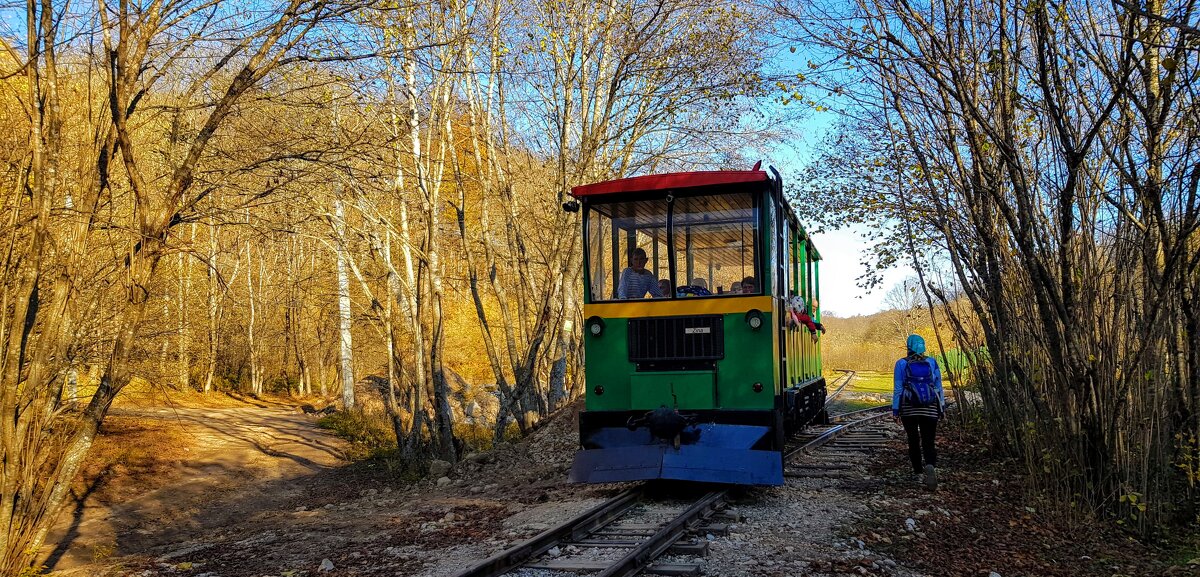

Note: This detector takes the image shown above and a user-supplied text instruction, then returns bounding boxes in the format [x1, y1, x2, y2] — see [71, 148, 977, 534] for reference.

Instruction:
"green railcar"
[568, 167, 825, 486]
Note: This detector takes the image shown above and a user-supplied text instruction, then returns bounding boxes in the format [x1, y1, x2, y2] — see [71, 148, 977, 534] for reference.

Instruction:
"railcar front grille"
[627, 315, 725, 363]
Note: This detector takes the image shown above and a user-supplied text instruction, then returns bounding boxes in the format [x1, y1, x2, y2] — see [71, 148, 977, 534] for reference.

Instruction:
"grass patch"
[316, 412, 520, 481]
[315, 411, 438, 481]
[317, 411, 396, 461]
[848, 370, 894, 394]
[454, 421, 525, 454]
[827, 397, 885, 414]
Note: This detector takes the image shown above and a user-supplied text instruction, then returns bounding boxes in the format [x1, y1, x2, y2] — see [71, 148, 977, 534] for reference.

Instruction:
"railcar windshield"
[672, 193, 759, 295]
[585, 192, 759, 301]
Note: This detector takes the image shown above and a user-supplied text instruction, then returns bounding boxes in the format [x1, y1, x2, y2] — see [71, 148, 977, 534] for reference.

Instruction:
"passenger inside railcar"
[787, 295, 826, 342]
[617, 247, 664, 299]
[685, 278, 711, 296]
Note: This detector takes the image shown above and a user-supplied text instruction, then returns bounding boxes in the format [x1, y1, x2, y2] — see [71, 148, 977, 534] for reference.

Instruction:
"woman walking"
[892, 334, 945, 489]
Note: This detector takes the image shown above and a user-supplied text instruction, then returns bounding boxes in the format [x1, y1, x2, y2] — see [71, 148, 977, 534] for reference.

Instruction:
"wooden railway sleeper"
[451, 488, 642, 577]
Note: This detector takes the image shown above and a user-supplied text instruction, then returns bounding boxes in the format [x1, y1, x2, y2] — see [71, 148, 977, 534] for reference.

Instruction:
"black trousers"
[901, 416, 938, 473]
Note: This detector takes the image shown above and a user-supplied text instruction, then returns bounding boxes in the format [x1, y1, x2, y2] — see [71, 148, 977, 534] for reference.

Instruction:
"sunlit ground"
[823, 369, 893, 414]
[846, 371, 892, 394]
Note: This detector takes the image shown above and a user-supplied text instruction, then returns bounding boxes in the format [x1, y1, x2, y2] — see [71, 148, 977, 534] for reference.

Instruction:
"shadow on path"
[41, 405, 349, 572]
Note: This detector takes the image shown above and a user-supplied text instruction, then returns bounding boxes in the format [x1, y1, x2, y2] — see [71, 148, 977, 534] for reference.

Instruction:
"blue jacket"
[892, 356, 946, 415]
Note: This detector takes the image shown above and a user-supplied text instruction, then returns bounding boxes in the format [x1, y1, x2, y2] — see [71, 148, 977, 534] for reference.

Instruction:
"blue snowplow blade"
[569, 424, 783, 486]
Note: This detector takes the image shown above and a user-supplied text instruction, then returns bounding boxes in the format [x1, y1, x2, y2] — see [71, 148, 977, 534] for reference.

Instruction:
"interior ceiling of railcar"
[590, 195, 759, 269]
[588, 190, 822, 266]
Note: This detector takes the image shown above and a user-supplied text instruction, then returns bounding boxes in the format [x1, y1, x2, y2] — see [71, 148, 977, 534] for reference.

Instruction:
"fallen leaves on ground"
[850, 422, 1197, 577]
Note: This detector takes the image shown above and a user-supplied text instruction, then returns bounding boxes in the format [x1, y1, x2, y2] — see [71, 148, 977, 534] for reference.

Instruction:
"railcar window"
[671, 193, 759, 296]
[586, 199, 670, 301]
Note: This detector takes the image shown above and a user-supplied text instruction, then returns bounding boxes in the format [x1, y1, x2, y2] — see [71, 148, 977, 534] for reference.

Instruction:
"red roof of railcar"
[570, 170, 770, 198]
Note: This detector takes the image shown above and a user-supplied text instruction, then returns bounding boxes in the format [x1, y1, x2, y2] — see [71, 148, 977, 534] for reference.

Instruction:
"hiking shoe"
[924, 464, 937, 490]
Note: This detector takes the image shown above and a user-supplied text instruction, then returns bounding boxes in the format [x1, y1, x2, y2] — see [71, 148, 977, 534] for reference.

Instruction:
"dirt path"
[42, 405, 348, 573]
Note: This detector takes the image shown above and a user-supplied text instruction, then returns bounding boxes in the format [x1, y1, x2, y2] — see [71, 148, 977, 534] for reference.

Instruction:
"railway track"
[783, 405, 893, 480]
[453, 483, 730, 577]
[823, 369, 858, 404]
[454, 402, 897, 577]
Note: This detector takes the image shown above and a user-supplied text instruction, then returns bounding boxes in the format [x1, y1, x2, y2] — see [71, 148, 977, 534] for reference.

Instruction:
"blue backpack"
[903, 357, 936, 407]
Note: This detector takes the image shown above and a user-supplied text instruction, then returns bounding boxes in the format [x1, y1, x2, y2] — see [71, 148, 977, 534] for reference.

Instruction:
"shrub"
[317, 411, 395, 461]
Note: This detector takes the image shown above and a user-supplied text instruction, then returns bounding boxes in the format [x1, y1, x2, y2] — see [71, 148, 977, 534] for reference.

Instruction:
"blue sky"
[772, 104, 907, 318]
[742, 33, 912, 318]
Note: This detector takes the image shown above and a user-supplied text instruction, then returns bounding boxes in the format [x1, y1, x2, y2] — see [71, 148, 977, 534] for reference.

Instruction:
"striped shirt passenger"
[618, 248, 664, 299]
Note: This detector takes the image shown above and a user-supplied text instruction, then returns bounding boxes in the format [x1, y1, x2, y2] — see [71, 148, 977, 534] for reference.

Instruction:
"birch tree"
[0, 0, 364, 569]
[334, 197, 356, 409]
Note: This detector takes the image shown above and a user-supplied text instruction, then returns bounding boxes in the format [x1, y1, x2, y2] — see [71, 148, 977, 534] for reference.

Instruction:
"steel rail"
[823, 369, 857, 405]
[596, 490, 727, 577]
[783, 405, 891, 461]
[831, 403, 893, 421]
[456, 389, 915, 576]
[451, 486, 643, 577]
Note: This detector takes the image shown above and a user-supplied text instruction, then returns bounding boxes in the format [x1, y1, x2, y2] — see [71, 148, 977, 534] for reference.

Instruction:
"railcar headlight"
[587, 316, 605, 336]
[745, 309, 764, 330]
[753, 382, 764, 393]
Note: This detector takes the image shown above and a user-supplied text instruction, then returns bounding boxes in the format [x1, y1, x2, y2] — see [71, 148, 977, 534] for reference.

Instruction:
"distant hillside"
[820, 309, 939, 372]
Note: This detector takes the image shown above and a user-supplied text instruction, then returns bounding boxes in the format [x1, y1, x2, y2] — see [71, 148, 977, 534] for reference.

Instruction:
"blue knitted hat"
[906, 334, 926, 354]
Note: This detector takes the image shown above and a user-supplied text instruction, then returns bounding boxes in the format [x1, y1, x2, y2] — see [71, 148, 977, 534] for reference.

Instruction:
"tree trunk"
[205, 218, 220, 393]
[335, 197, 356, 410]
[245, 239, 262, 395]
[178, 225, 193, 390]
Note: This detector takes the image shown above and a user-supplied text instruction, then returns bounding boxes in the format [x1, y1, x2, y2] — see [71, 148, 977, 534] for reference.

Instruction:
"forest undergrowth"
[856, 418, 1199, 577]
